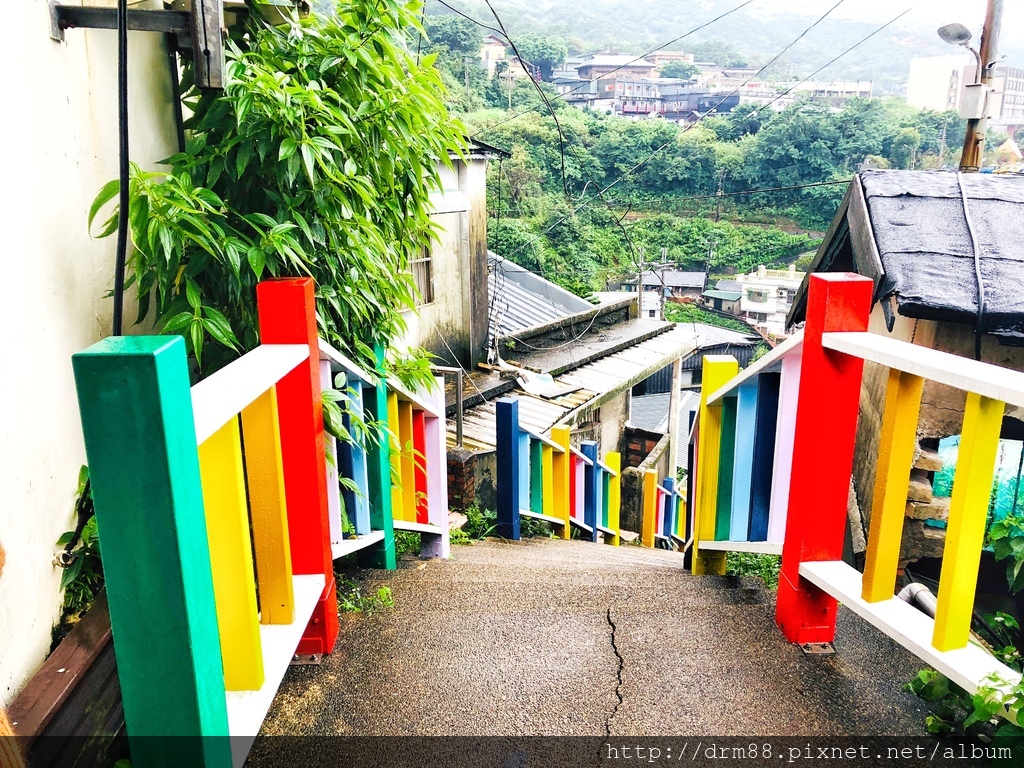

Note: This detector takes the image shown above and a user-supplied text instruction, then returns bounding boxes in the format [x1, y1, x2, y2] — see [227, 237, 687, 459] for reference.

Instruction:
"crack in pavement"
[604, 607, 625, 740]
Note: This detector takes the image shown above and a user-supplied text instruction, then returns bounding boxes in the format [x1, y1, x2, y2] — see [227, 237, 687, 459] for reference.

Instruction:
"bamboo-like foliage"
[90, 1, 465, 377]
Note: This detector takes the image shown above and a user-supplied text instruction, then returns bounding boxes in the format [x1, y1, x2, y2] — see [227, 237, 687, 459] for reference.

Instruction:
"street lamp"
[937, 23, 982, 82]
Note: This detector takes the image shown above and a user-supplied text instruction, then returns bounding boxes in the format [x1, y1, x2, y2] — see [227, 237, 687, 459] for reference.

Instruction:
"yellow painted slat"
[398, 400, 417, 523]
[933, 392, 1005, 652]
[197, 417, 264, 691]
[862, 370, 924, 603]
[606, 451, 621, 546]
[542, 445, 555, 518]
[552, 427, 571, 540]
[240, 387, 294, 625]
[692, 356, 739, 575]
[387, 390, 403, 520]
[677, 496, 686, 541]
[642, 469, 658, 548]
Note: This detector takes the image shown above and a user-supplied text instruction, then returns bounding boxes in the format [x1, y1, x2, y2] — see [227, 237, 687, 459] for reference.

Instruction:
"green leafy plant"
[336, 578, 395, 613]
[90, 2, 464, 380]
[989, 515, 1024, 594]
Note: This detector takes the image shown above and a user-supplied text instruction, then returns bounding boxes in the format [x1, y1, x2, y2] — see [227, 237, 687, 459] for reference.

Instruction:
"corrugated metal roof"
[628, 270, 706, 288]
[487, 253, 594, 340]
[449, 324, 700, 450]
[703, 290, 742, 301]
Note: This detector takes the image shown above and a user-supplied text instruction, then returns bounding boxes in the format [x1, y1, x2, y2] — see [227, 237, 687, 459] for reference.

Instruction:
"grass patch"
[337, 578, 394, 613]
[725, 552, 781, 589]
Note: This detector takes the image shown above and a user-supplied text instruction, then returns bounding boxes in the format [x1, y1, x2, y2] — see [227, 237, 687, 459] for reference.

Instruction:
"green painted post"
[72, 337, 231, 768]
[530, 439, 544, 513]
[715, 396, 738, 541]
[359, 342, 397, 570]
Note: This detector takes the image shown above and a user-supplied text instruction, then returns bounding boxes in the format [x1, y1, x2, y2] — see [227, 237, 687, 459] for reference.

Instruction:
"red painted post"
[775, 273, 873, 645]
[412, 409, 429, 524]
[256, 278, 339, 656]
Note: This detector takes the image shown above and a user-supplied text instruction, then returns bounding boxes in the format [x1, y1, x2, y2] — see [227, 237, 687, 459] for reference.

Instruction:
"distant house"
[702, 289, 742, 314]
[735, 264, 804, 338]
[576, 54, 657, 81]
[623, 269, 707, 319]
[480, 34, 507, 79]
[789, 169, 1024, 569]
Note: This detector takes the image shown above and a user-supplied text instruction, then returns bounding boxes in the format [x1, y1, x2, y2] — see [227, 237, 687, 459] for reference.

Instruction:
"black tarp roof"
[790, 169, 1024, 343]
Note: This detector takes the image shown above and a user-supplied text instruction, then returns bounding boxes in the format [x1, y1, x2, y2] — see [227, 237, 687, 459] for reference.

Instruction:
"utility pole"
[960, 0, 1004, 171]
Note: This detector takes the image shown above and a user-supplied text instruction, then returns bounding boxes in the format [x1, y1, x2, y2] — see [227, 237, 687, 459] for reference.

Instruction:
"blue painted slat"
[663, 478, 676, 539]
[581, 442, 600, 542]
[349, 384, 372, 535]
[496, 398, 521, 540]
[749, 372, 780, 542]
[518, 431, 531, 513]
[730, 381, 758, 542]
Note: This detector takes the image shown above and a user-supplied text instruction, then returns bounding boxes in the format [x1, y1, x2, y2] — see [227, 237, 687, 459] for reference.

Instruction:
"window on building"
[649, 309, 657, 318]
[411, 247, 434, 306]
[748, 289, 769, 303]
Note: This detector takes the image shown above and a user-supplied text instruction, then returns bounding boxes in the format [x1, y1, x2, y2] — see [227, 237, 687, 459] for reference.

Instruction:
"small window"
[411, 247, 434, 306]
[649, 309, 657, 318]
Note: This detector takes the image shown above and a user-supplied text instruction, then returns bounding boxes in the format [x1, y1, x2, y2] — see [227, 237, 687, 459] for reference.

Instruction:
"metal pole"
[431, 366, 465, 447]
[960, 0, 1004, 171]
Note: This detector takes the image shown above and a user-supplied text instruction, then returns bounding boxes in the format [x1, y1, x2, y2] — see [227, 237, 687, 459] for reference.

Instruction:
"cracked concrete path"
[256, 538, 933, 737]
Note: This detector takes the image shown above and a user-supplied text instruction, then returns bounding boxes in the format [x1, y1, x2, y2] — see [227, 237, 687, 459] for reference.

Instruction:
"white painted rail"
[317, 338, 376, 386]
[822, 331, 1024, 409]
[699, 540, 782, 556]
[191, 344, 309, 444]
[524, 427, 564, 453]
[706, 330, 803, 406]
[800, 560, 1021, 696]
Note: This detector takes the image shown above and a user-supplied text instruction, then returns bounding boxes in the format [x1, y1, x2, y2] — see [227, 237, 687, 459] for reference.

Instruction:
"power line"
[501, 1, 856, 262]
[745, 8, 911, 119]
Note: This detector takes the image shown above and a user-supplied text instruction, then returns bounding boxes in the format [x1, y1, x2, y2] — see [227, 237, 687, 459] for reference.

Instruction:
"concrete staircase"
[254, 538, 933, 740]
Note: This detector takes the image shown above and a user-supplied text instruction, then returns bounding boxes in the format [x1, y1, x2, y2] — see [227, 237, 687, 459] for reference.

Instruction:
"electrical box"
[959, 83, 991, 120]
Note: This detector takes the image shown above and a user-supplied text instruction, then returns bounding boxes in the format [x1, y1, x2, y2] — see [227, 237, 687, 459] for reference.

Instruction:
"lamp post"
[939, 0, 1004, 171]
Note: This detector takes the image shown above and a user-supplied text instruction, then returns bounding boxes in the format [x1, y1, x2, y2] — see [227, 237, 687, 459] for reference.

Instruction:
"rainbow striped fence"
[690, 273, 1023, 703]
[495, 397, 621, 544]
[72, 278, 447, 768]
[640, 470, 687, 549]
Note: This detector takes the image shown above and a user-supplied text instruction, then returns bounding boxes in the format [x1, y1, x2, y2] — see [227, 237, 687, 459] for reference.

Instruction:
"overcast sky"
[751, 0, 1024, 48]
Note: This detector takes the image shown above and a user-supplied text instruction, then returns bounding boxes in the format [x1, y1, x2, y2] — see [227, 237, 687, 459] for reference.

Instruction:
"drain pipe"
[898, 582, 938, 618]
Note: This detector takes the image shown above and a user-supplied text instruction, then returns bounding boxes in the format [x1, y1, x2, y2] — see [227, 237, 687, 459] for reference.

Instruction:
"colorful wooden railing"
[72, 278, 447, 768]
[640, 471, 687, 549]
[690, 273, 1023, 700]
[495, 397, 621, 544]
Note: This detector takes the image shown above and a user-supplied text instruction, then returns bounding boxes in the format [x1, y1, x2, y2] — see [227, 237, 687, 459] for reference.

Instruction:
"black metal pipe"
[112, 0, 130, 336]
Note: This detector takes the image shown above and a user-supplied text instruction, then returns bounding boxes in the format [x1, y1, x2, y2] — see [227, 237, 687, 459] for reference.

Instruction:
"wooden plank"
[692, 356, 738, 575]
[698, 540, 783, 555]
[569, 518, 594, 534]
[523, 427, 564, 452]
[768, 352, 801, 544]
[862, 370, 924, 603]
[552, 427, 572, 540]
[331, 530, 386, 560]
[542, 445, 555, 519]
[191, 0, 224, 89]
[72, 336, 231, 765]
[714, 397, 737, 541]
[495, 398, 521, 540]
[191, 345, 308, 444]
[321, 364, 344, 548]
[730, 382, 758, 542]
[397, 400, 417, 523]
[776, 274, 872, 646]
[256, 278, 337, 657]
[822, 331, 1024, 409]
[387, 376, 442, 419]
[420, 378, 450, 559]
[412, 409, 429, 524]
[934, 393, 1005, 651]
[530, 439, 544, 513]
[519, 509, 567, 526]
[360, 345, 397, 570]
[706, 330, 804, 405]
[8, 593, 113, 742]
[582, 442, 600, 542]
[240, 387, 295, 626]
[317, 338, 375, 386]
[748, 372, 780, 542]
[642, 469, 658, 548]
[800, 561, 1020, 697]
[392, 521, 445, 535]
[225, 574, 324, 766]
[198, 418, 264, 691]
[387, 390, 404, 519]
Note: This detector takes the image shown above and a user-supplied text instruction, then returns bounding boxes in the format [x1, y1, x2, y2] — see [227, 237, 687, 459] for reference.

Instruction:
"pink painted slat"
[422, 376, 449, 558]
[320, 360, 343, 547]
[767, 349, 803, 544]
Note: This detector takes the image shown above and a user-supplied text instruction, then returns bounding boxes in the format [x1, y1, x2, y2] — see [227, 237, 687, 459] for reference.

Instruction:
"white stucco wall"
[1, 2, 178, 706]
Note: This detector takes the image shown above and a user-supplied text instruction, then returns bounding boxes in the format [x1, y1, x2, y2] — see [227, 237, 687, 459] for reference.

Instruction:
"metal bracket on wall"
[48, 2, 223, 89]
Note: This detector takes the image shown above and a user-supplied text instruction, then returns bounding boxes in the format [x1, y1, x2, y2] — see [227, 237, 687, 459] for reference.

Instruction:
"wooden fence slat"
[73, 336, 232, 766]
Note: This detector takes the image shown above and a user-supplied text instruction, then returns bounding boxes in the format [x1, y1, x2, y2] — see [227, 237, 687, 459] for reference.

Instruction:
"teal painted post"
[72, 336, 232, 768]
[530, 439, 544, 513]
[496, 398, 522, 539]
[360, 343, 397, 569]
